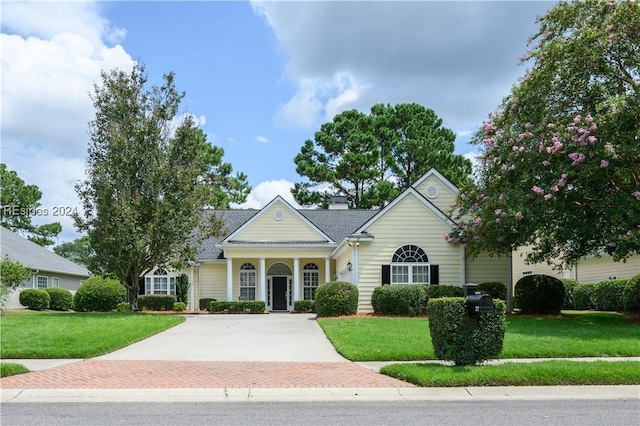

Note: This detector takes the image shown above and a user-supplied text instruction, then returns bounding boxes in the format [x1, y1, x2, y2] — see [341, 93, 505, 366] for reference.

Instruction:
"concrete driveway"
[95, 313, 347, 362]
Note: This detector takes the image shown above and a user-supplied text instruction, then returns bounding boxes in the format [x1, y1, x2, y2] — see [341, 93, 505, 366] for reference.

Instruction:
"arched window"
[303, 263, 319, 300]
[239, 263, 256, 300]
[391, 245, 430, 284]
[144, 268, 177, 295]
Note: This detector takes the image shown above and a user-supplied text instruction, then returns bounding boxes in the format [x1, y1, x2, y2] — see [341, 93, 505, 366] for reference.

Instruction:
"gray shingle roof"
[1, 227, 91, 277]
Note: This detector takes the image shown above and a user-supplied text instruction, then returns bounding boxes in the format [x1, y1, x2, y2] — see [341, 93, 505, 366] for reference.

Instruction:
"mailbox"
[463, 283, 494, 314]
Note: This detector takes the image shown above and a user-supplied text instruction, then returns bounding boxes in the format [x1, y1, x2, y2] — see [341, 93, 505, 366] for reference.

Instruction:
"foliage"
[116, 302, 130, 312]
[173, 301, 187, 312]
[52, 236, 104, 274]
[74, 64, 235, 310]
[293, 300, 315, 313]
[314, 281, 359, 317]
[448, 0, 640, 267]
[0, 164, 62, 246]
[175, 273, 190, 304]
[209, 300, 265, 313]
[478, 282, 507, 300]
[73, 276, 127, 312]
[371, 284, 427, 316]
[44, 287, 73, 311]
[19, 289, 50, 310]
[0, 255, 32, 290]
[424, 285, 465, 299]
[514, 274, 565, 314]
[292, 103, 472, 208]
[593, 279, 628, 311]
[426, 297, 506, 366]
[1, 363, 30, 378]
[622, 273, 640, 312]
[199, 298, 216, 311]
[573, 282, 597, 310]
[138, 295, 177, 311]
[561, 278, 580, 309]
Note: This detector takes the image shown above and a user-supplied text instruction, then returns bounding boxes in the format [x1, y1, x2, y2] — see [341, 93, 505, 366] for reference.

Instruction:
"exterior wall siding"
[576, 255, 640, 282]
[465, 251, 510, 286]
[197, 262, 227, 302]
[414, 174, 458, 214]
[233, 202, 325, 242]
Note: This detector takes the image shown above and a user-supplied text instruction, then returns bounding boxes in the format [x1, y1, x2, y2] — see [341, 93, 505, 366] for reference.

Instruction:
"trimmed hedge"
[315, 281, 359, 317]
[19, 289, 50, 310]
[371, 284, 464, 316]
[427, 297, 506, 366]
[572, 282, 597, 310]
[44, 287, 73, 311]
[425, 285, 465, 299]
[514, 274, 565, 314]
[593, 279, 628, 312]
[173, 302, 187, 312]
[73, 276, 128, 312]
[622, 274, 640, 313]
[138, 295, 176, 311]
[561, 279, 580, 309]
[209, 300, 266, 313]
[478, 282, 507, 300]
[293, 300, 316, 313]
[116, 302, 130, 312]
[199, 298, 216, 311]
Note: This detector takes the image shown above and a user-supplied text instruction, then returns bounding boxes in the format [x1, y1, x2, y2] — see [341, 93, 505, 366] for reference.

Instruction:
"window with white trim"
[303, 263, 319, 300]
[391, 245, 430, 284]
[144, 269, 176, 295]
[52, 277, 59, 287]
[37, 276, 48, 289]
[239, 263, 256, 300]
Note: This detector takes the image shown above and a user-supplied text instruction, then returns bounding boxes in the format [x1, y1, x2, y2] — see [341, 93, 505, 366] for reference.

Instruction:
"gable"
[411, 169, 459, 214]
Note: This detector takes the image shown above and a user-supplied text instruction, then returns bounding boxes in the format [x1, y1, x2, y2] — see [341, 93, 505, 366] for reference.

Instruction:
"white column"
[259, 257, 266, 302]
[189, 264, 195, 311]
[293, 258, 300, 303]
[352, 243, 359, 285]
[507, 252, 513, 314]
[460, 245, 466, 287]
[325, 257, 331, 283]
[226, 258, 233, 301]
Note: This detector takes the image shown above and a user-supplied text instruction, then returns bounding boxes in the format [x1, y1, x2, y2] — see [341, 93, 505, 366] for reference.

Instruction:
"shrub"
[293, 300, 315, 313]
[315, 281, 359, 317]
[371, 284, 427, 316]
[593, 279, 628, 312]
[209, 300, 265, 313]
[173, 302, 187, 312]
[199, 298, 216, 311]
[116, 302, 130, 312]
[622, 274, 640, 313]
[138, 295, 177, 311]
[44, 287, 73, 311]
[19, 289, 50, 310]
[514, 274, 565, 314]
[561, 279, 580, 309]
[478, 282, 507, 300]
[573, 282, 597, 310]
[74, 276, 127, 312]
[427, 297, 506, 366]
[425, 285, 465, 299]
[176, 274, 189, 304]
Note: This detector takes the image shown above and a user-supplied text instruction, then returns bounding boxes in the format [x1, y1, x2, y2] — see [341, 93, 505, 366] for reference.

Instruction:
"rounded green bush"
[199, 298, 216, 311]
[561, 279, 580, 309]
[514, 274, 565, 314]
[478, 282, 507, 300]
[173, 302, 187, 312]
[622, 274, 640, 313]
[19, 289, 50, 310]
[315, 281, 359, 317]
[116, 302, 130, 312]
[73, 276, 127, 312]
[44, 287, 73, 311]
[572, 282, 597, 310]
[371, 284, 426, 316]
[593, 279, 627, 311]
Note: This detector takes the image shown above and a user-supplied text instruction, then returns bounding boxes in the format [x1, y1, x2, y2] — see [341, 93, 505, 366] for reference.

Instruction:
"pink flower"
[569, 152, 586, 166]
[633, 191, 640, 201]
[495, 209, 503, 215]
[600, 160, 609, 168]
[551, 185, 559, 192]
[542, 160, 551, 166]
[586, 115, 594, 123]
[495, 218, 501, 223]
[532, 186, 544, 196]
[515, 212, 523, 220]
[608, 242, 616, 248]
[588, 136, 597, 143]
[573, 115, 581, 124]
[544, 194, 553, 200]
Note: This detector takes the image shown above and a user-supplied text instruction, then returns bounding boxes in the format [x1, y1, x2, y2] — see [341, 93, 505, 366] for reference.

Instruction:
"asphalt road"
[2, 399, 639, 426]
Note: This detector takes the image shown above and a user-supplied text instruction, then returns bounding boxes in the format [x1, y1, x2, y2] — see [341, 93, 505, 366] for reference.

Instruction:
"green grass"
[0, 363, 29, 378]
[317, 311, 640, 361]
[380, 361, 640, 387]
[0, 311, 185, 358]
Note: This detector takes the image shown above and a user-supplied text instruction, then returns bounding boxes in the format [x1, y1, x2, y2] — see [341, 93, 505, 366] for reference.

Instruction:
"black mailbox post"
[463, 283, 494, 314]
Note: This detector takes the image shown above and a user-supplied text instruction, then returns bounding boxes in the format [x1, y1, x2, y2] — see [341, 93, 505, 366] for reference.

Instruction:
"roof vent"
[329, 195, 348, 210]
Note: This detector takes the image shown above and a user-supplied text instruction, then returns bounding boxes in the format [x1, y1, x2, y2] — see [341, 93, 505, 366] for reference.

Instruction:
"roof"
[0, 227, 91, 277]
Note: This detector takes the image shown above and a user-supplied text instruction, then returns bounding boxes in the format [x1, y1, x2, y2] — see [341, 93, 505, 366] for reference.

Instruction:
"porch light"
[347, 261, 353, 271]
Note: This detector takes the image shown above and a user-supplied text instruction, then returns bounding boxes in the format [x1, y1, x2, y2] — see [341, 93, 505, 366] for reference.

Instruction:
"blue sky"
[1, 1, 554, 244]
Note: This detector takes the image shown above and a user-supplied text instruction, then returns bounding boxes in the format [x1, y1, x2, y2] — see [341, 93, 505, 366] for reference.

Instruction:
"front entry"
[272, 276, 288, 310]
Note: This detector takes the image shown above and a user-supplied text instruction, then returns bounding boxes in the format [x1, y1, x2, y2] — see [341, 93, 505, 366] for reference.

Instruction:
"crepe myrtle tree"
[75, 65, 229, 310]
[447, 0, 640, 267]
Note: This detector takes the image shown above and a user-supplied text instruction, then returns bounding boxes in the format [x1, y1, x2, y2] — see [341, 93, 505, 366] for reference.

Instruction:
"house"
[1, 226, 91, 308]
[144, 169, 511, 312]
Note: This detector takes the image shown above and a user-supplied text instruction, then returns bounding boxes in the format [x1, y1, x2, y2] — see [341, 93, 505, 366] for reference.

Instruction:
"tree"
[75, 65, 230, 310]
[0, 255, 32, 308]
[448, 0, 640, 267]
[0, 164, 62, 246]
[292, 104, 472, 208]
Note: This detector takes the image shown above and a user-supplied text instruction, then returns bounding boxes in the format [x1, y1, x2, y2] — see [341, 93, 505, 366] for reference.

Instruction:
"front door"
[272, 277, 288, 310]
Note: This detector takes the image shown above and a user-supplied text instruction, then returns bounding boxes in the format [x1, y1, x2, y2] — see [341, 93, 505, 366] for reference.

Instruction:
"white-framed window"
[52, 277, 59, 287]
[391, 245, 430, 284]
[37, 276, 48, 289]
[239, 263, 256, 300]
[144, 269, 177, 295]
[303, 263, 320, 300]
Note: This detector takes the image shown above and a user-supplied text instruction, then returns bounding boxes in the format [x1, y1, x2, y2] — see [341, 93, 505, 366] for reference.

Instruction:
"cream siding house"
[147, 169, 511, 312]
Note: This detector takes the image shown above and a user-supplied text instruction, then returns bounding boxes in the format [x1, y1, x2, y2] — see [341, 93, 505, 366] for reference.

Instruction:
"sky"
[1, 0, 555, 245]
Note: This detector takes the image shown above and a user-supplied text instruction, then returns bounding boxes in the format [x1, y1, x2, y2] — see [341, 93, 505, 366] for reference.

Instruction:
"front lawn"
[0, 310, 185, 358]
[317, 311, 640, 361]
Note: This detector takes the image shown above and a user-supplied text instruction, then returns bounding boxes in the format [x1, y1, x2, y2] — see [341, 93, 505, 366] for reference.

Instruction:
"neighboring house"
[1, 226, 91, 308]
[513, 247, 640, 283]
[149, 169, 511, 312]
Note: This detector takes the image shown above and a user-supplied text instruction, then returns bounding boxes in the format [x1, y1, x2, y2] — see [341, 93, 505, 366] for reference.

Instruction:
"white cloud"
[275, 79, 323, 129]
[462, 151, 482, 183]
[255, 135, 269, 143]
[235, 180, 300, 209]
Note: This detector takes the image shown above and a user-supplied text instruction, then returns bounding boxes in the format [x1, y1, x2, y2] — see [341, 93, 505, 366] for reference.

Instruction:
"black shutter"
[430, 265, 439, 285]
[381, 265, 390, 285]
[138, 277, 145, 295]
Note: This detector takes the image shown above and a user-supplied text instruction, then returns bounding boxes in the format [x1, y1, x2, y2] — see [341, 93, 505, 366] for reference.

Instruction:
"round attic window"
[273, 210, 284, 221]
[425, 185, 439, 199]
